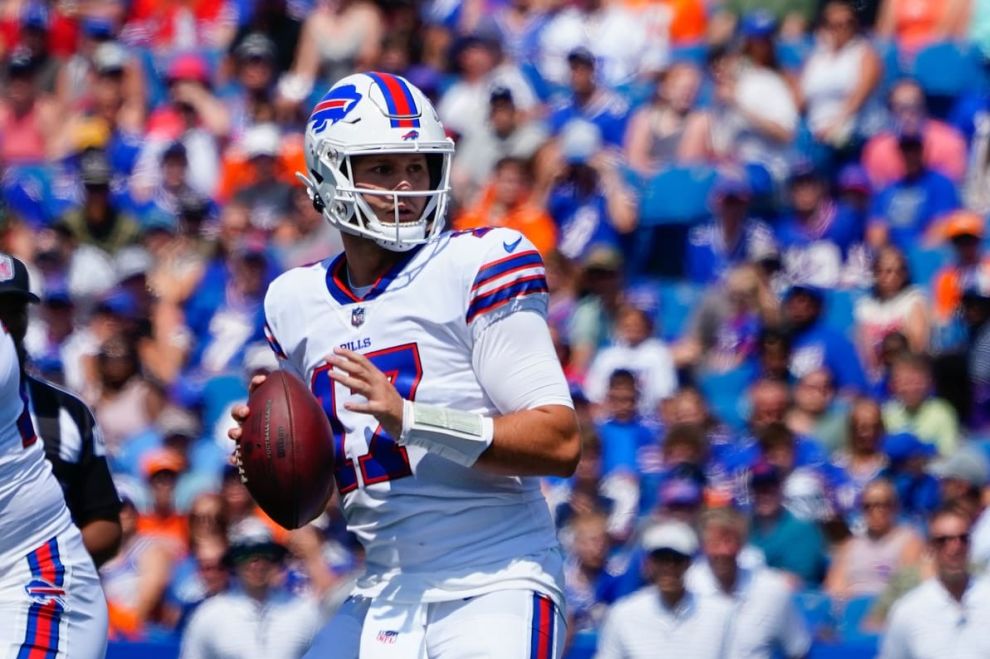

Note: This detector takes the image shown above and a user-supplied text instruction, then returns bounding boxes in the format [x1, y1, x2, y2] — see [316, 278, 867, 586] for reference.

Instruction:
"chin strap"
[296, 172, 325, 212]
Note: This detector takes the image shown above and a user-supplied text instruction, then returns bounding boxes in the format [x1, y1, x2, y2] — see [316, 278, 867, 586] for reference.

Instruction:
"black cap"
[0, 254, 41, 303]
[7, 48, 36, 77]
[750, 461, 783, 487]
[80, 149, 112, 186]
[235, 33, 275, 61]
[161, 141, 187, 163]
[489, 85, 514, 106]
[567, 46, 596, 68]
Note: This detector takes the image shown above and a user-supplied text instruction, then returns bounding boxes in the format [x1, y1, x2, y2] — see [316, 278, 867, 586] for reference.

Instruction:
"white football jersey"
[0, 324, 74, 559]
[264, 227, 566, 605]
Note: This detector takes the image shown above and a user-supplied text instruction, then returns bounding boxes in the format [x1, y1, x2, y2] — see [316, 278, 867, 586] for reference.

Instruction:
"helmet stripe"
[368, 72, 420, 129]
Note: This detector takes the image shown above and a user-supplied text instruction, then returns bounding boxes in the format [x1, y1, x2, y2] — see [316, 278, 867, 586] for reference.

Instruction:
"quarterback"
[229, 71, 580, 658]
[0, 309, 107, 657]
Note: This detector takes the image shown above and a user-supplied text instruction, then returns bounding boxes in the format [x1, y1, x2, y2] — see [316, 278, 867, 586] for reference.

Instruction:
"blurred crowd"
[2, 0, 990, 655]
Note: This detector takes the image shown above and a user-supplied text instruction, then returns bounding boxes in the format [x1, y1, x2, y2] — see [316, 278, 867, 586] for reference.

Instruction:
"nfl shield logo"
[351, 307, 365, 327]
[0, 255, 13, 282]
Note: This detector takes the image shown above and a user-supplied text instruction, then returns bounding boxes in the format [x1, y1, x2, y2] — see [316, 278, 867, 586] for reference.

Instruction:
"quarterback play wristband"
[399, 400, 494, 467]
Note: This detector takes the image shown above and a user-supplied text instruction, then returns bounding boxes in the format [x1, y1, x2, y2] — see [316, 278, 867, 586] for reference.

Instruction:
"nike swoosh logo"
[503, 236, 523, 253]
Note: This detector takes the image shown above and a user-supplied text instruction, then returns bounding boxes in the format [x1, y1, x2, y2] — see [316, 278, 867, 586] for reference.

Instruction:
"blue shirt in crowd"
[790, 320, 869, 393]
[548, 183, 623, 260]
[685, 219, 777, 285]
[871, 168, 960, 251]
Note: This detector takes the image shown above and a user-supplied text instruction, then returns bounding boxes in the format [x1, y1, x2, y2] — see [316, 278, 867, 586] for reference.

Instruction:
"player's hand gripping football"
[227, 374, 269, 468]
[325, 347, 405, 438]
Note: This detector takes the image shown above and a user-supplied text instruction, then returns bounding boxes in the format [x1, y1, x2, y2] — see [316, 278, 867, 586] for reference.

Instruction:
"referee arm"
[28, 376, 123, 566]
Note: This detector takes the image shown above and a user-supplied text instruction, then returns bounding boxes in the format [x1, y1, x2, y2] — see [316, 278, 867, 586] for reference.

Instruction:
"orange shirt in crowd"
[455, 185, 558, 256]
[932, 259, 990, 323]
[622, 0, 707, 44]
[887, 0, 950, 55]
[136, 513, 189, 553]
[216, 134, 306, 202]
[861, 120, 968, 188]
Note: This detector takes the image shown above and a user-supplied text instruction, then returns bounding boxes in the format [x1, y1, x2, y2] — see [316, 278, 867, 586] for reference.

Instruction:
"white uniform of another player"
[269, 72, 574, 658]
[0, 321, 107, 658]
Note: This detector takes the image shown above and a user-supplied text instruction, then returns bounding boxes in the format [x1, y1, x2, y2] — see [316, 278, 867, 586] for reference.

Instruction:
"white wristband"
[277, 73, 314, 104]
[399, 400, 495, 467]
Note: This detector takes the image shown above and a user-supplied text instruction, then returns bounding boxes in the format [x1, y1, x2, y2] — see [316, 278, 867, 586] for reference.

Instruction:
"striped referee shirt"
[26, 374, 122, 527]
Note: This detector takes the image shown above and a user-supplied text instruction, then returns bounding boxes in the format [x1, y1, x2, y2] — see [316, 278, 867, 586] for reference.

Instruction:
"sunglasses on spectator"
[862, 500, 894, 510]
[932, 533, 970, 547]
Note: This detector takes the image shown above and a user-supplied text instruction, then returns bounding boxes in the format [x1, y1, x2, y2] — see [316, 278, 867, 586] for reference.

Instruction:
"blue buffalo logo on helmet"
[309, 84, 363, 134]
[24, 578, 67, 607]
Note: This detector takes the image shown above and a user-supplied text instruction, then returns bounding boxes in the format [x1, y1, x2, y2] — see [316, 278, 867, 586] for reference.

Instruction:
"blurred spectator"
[706, 16, 799, 182]
[832, 398, 889, 500]
[272, 185, 343, 269]
[825, 479, 924, 599]
[275, 0, 384, 118]
[623, 61, 709, 174]
[474, 0, 552, 65]
[855, 246, 931, 377]
[755, 326, 793, 381]
[776, 163, 866, 289]
[748, 462, 829, 586]
[785, 284, 869, 393]
[879, 505, 988, 658]
[548, 47, 630, 147]
[837, 163, 874, 220]
[438, 32, 538, 141]
[709, 0, 818, 44]
[455, 156, 557, 255]
[931, 210, 990, 332]
[231, 123, 293, 231]
[880, 431, 941, 522]
[799, 0, 882, 152]
[685, 172, 777, 286]
[869, 127, 961, 250]
[862, 79, 967, 187]
[687, 507, 812, 659]
[675, 263, 779, 372]
[179, 519, 322, 658]
[133, 53, 226, 200]
[960, 272, 990, 429]
[563, 510, 624, 639]
[538, 0, 668, 89]
[102, 490, 175, 640]
[123, 0, 238, 55]
[58, 149, 141, 254]
[219, 464, 288, 544]
[0, 48, 60, 165]
[875, 0, 969, 56]
[929, 444, 990, 518]
[882, 353, 960, 455]
[595, 520, 731, 659]
[451, 87, 549, 205]
[162, 534, 229, 633]
[221, 33, 278, 139]
[90, 333, 166, 455]
[137, 448, 190, 556]
[786, 368, 847, 454]
[547, 120, 636, 262]
[585, 305, 677, 418]
[963, 99, 990, 213]
[567, 245, 625, 375]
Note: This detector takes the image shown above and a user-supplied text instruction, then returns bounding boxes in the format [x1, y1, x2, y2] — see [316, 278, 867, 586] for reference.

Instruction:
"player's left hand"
[326, 347, 405, 438]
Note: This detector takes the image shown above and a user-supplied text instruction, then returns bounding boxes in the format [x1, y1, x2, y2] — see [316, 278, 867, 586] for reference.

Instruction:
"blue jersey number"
[311, 343, 422, 494]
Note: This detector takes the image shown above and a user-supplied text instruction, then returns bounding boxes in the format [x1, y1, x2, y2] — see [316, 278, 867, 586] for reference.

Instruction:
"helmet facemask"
[299, 139, 453, 253]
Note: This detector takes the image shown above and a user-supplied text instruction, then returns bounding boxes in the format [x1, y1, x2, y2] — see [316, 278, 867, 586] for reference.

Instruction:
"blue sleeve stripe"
[466, 275, 548, 323]
[264, 323, 287, 359]
[471, 251, 543, 291]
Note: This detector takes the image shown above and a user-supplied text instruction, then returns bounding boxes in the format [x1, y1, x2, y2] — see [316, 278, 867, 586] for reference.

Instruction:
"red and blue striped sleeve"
[466, 246, 548, 325]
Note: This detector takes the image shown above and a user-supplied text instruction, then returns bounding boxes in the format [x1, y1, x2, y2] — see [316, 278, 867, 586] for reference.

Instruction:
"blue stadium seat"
[837, 595, 880, 644]
[638, 165, 717, 226]
[697, 364, 755, 432]
[823, 288, 864, 340]
[906, 245, 953, 292]
[656, 279, 705, 341]
[911, 42, 982, 99]
[565, 630, 598, 659]
[776, 39, 812, 71]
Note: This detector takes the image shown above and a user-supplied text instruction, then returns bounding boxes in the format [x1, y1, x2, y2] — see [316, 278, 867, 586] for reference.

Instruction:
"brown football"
[237, 370, 335, 530]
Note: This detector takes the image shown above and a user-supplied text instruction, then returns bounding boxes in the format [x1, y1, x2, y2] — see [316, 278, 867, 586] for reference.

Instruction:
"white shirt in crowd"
[880, 576, 990, 659]
[583, 338, 677, 417]
[180, 588, 322, 659]
[594, 588, 733, 659]
[686, 561, 811, 659]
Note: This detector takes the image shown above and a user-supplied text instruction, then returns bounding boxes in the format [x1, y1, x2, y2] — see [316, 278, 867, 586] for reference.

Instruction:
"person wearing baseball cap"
[932, 210, 990, 327]
[596, 519, 733, 658]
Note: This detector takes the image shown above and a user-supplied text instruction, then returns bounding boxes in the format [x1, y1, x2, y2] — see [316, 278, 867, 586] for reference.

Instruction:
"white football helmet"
[299, 72, 454, 252]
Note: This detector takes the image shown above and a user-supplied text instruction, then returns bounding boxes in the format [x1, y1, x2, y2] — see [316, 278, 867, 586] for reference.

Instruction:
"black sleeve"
[70, 407, 123, 525]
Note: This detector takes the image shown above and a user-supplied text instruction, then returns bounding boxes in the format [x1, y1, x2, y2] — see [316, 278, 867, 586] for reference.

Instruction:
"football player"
[0, 282, 108, 657]
[229, 72, 580, 658]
